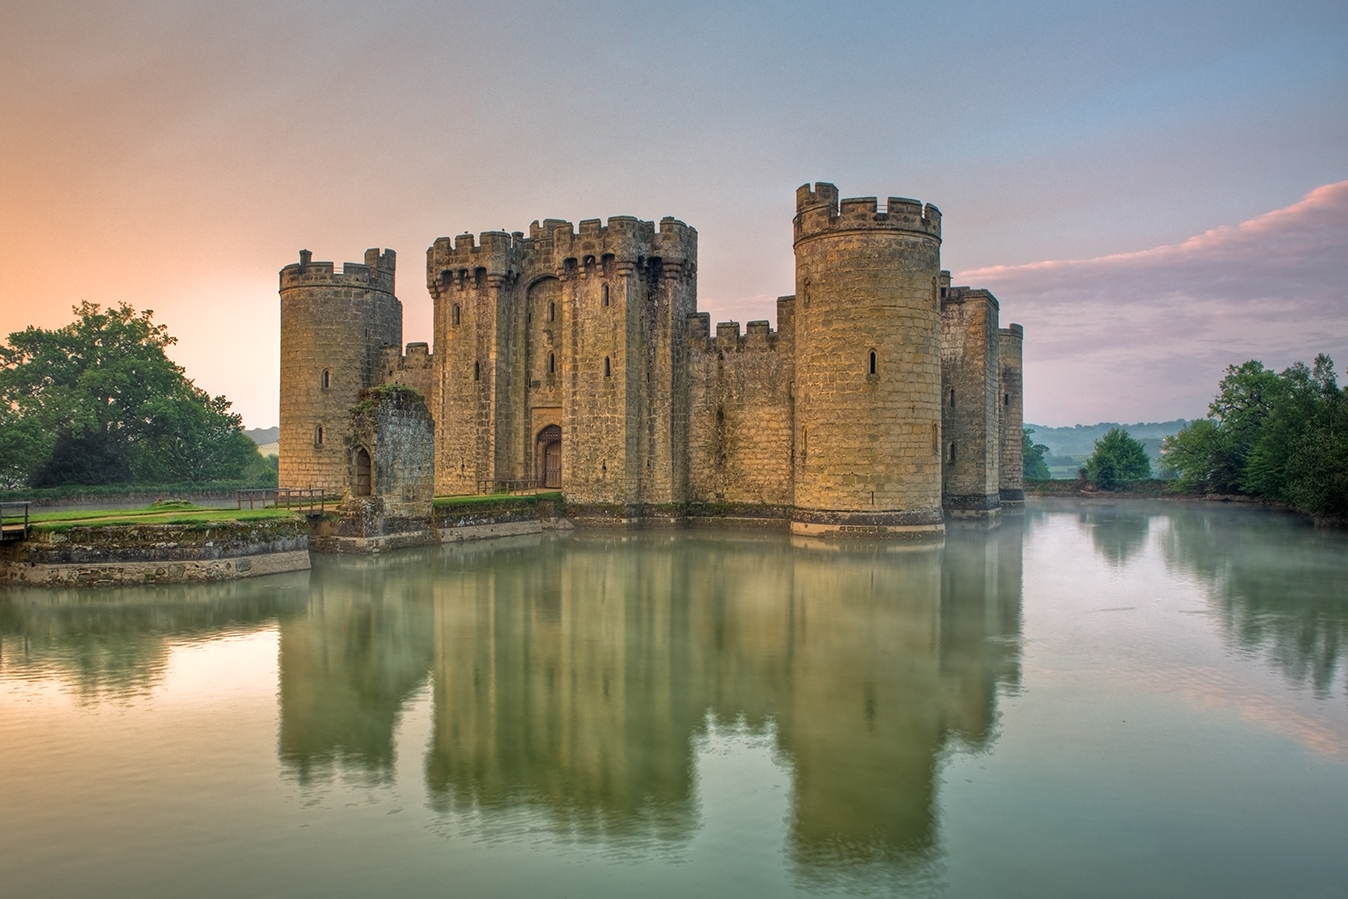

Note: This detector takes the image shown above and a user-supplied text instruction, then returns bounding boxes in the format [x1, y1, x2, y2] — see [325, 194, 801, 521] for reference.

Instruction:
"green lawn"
[432, 491, 563, 510]
[28, 505, 300, 531]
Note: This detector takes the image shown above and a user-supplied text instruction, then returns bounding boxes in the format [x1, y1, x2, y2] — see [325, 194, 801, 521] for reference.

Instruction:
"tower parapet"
[794, 183, 941, 246]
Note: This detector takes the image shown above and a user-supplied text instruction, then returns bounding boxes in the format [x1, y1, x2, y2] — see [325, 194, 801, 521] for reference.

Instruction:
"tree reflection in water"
[1077, 502, 1153, 567]
[277, 523, 1024, 881]
[0, 578, 307, 702]
[1159, 503, 1348, 699]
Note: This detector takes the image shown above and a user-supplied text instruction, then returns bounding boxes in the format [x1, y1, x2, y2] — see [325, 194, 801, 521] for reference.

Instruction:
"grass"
[433, 491, 563, 509]
[29, 505, 300, 531]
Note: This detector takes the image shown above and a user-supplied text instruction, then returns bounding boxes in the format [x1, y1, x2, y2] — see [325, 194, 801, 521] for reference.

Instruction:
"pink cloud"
[957, 181, 1348, 425]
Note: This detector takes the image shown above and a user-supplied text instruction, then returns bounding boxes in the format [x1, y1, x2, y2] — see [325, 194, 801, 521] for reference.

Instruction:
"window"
[314, 425, 324, 446]
[452, 304, 460, 326]
[868, 351, 877, 376]
[604, 356, 611, 378]
[548, 353, 555, 375]
[601, 284, 609, 307]
[948, 442, 957, 464]
[473, 361, 480, 381]
[548, 301, 556, 322]
[1004, 392, 1010, 406]
[321, 369, 330, 390]
[949, 388, 956, 408]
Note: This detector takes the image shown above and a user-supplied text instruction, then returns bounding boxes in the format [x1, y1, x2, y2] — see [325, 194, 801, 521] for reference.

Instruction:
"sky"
[1, 0, 1344, 428]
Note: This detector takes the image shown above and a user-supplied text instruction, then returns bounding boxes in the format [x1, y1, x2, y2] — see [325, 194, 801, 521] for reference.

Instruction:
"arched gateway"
[537, 425, 562, 489]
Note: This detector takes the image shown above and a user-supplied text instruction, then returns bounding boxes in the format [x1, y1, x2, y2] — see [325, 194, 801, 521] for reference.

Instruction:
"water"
[1, 499, 1345, 898]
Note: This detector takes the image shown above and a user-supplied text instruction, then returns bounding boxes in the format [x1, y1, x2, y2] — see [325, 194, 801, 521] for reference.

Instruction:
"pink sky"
[1, 2, 1344, 429]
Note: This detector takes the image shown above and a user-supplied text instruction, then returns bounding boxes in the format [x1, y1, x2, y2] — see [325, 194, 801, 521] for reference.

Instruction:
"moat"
[2, 499, 1345, 898]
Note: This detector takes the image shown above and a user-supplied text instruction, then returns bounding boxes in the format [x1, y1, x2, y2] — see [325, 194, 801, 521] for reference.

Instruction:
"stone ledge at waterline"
[0, 518, 311, 586]
[308, 493, 570, 554]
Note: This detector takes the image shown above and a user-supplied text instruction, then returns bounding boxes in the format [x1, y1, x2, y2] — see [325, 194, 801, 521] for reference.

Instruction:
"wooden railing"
[476, 478, 543, 496]
[236, 488, 339, 513]
[0, 501, 31, 541]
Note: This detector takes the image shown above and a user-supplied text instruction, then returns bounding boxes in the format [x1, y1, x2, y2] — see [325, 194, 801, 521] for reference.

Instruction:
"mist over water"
[1, 502, 1346, 897]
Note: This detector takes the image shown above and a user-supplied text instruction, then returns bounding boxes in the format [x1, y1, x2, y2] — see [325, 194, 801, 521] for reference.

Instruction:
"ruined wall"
[790, 183, 944, 537]
[940, 282, 1001, 517]
[998, 325, 1025, 503]
[345, 385, 435, 518]
[377, 342, 434, 401]
[279, 248, 401, 491]
[687, 304, 795, 507]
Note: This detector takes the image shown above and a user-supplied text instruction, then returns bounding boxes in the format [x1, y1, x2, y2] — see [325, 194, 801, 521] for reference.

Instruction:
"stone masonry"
[279, 182, 1026, 538]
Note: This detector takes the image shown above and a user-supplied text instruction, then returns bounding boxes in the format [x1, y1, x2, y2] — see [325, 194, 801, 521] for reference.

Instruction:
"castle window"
[548, 353, 556, 375]
[452, 304, 460, 326]
[868, 351, 877, 376]
[314, 425, 324, 446]
[601, 284, 609, 307]
[949, 388, 956, 409]
[548, 301, 556, 322]
[949, 442, 957, 464]
[1004, 392, 1010, 406]
[473, 361, 480, 381]
[604, 356, 611, 378]
[321, 369, 330, 390]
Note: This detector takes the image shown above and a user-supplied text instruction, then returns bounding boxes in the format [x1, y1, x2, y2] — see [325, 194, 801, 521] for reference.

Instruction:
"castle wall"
[998, 325, 1025, 504]
[687, 309, 795, 507]
[279, 249, 400, 491]
[378, 342, 434, 400]
[790, 184, 945, 537]
[941, 286, 1001, 517]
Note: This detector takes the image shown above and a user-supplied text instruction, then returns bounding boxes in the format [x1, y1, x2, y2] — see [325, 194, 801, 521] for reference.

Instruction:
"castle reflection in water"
[276, 521, 1024, 870]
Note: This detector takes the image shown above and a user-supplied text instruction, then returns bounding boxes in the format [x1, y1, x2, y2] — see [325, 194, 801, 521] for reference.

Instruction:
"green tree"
[1086, 427, 1151, 490]
[0, 302, 261, 488]
[1023, 428, 1051, 480]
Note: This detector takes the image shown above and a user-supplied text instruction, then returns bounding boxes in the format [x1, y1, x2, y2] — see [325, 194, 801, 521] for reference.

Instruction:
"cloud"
[957, 181, 1348, 425]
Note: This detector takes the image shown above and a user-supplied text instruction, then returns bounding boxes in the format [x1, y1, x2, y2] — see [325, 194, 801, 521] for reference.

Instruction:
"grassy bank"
[28, 504, 300, 533]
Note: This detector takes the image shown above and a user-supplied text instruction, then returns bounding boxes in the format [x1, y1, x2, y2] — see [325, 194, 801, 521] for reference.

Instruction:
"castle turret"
[279, 248, 401, 491]
[998, 324, 1025, 506]
[791, 183, 945, 538]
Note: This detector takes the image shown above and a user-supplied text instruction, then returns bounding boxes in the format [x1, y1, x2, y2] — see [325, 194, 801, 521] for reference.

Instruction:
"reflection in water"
[1078, 503, 1153, 567]
[0, 578, 307, 701]
[1160, 504, 1348, 699]
[279, 553, 436, 782]
[275, 525, 1025, 880]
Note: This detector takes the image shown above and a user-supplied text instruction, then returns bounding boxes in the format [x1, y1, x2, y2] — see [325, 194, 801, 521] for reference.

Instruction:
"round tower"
[791, 183, 945, 538]
[278, 248, 401, 491]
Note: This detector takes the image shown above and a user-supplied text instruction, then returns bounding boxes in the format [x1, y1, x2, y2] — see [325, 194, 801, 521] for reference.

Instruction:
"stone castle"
[279, 182, 1024, 539]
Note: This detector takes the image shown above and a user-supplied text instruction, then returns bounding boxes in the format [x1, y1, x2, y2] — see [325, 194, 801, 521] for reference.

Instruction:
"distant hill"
[1026, 420, 1194, 477]
[245, 427, 279, 445]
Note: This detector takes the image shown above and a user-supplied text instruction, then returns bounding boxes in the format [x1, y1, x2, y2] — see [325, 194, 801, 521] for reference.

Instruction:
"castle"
[279, 182, 1024, 539]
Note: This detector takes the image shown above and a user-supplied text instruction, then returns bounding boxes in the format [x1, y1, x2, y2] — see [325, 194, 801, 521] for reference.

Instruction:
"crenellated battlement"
[279, 248, 396, 293]
[793, 182, 941, 245]
[379, 341, 434, 373]
[427, 215, 696, 295]
[687, 314, 784, 354]
[940, 285, 1000, 310]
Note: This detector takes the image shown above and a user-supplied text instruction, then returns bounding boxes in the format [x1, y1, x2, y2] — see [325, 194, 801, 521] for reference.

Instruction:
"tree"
[1086, 427, 1151, 490]
[1160, 355, 1348, 517]
[1023, 428, 1051, 480]
[0, 302, 262, 487]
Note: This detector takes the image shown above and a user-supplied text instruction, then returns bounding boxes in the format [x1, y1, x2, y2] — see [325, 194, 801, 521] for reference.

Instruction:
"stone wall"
[998, 325, 1025, 504]
[687, 310, 795, 507]
[0, 518, 310, 585]
[941, 282, 1002, 517]
[279, 248, 401, 491]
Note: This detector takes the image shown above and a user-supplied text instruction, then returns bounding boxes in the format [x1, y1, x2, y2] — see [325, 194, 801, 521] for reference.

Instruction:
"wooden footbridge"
[0, 501, 30, 542]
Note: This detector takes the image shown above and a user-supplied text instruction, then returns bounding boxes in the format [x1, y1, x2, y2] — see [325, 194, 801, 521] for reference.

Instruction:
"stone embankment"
[0, 518, 310, 586]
